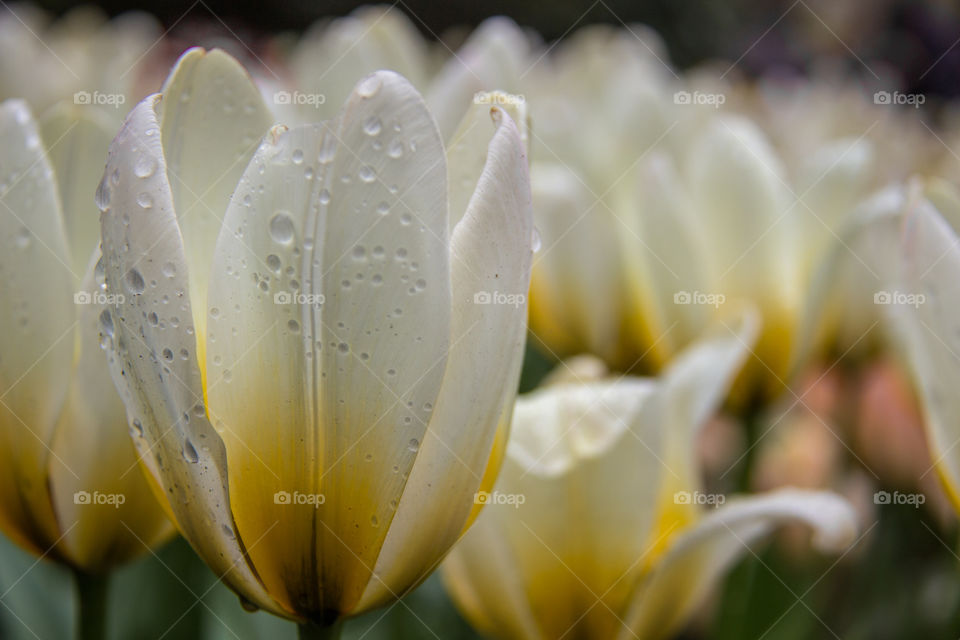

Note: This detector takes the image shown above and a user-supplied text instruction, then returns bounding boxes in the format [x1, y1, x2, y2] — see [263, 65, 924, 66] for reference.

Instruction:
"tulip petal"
[446, 90, 528, 229]
[619, 489, 857, 640]
[358, 107, 533, 609]
[686, 117, 797, 377]
[642, 307, 758, 564]
[49, 251, 174, 571]
[426, 17, 530, 141]
[157, 47, 273, 356]
[206, 70, 451, 617]
[791, 186, 906, 373]
[39, 102, 115, 278]
[656, 307, 759, 492]
[794, 137, 874, 272]
[0, 99, 74, 556]
[528, 163, 625, 363]
[890, 195, 960, 507]
[444, 379, 662, 639]
[98, 95, 281, 616]
[618, 154, 713, 369]
[290, 6, 429, 123]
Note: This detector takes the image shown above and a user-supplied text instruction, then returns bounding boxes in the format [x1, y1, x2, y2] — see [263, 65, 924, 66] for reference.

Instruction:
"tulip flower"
[443, 309, 858, 640]
[883, 185, 960, 512]
[0, 5, 162, 119]
[0, 98, 174, 636]
[96, 47, 534, 636]
[522, 27, 926, 399]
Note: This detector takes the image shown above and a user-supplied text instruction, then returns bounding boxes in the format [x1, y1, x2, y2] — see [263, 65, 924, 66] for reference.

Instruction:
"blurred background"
[3, 0, 960, 638]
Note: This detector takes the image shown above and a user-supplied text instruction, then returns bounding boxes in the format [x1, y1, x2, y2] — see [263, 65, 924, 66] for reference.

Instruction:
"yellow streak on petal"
[460, 417, 509, 535]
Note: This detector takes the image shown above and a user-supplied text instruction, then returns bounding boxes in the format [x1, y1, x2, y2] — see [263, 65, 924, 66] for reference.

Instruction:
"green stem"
[298, 619, 344, 640]
[74, 571, 110, 640]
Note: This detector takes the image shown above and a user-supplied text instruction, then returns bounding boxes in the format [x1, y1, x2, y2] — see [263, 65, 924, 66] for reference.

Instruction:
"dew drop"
[99, 310, 114, 337]
[134, 155, 157, 178]
[136, 192, 153, 209]
[358, 165, 376, 183]
[357, 75, 382, 98]
[125, 269, 145, 295]
[162, 348, 174, 362]
[318, 188, 331, 205]
[408, 438, 419, 452]
[362, 116, 382, 136]
[288, 319, 301, 333]
[292, 149, 304, 164]
[95, 176, 111, 211]
[161, 262, 177, 278]
[269, 211, 295, 245]
[387, 139, 404, 159]
[182, 439, 199, 463]
[266, 254, 282, 272]
[532, 227, 542, 252]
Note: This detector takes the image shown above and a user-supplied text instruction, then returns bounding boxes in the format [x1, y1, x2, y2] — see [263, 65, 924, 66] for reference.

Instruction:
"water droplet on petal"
[269, 211, 295, 245]
[182, 438, 199, 463]
[125, 269, 145, 295]
[387, 139, 403, 159]
[357, 75, 382, 98]
[362, 116, 382, 136]
[134, 155, 157, 178]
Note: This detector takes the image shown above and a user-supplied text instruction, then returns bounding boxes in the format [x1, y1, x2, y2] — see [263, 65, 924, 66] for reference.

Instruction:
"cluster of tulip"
[2, 4, 958, 640]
